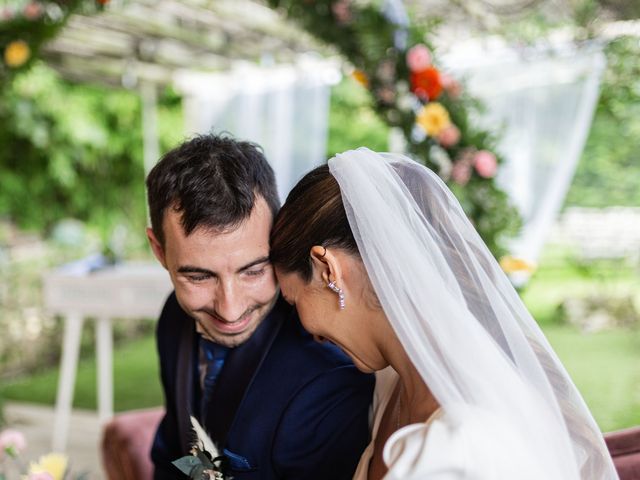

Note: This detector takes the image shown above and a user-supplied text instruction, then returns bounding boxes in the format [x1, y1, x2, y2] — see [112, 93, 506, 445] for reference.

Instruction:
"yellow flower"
[416, 102, 451, 137]
[4, 40, 31, 68]
[352, 69, 369, 88]
[499, 255, 536, 274]
[26, 453, 68, 480]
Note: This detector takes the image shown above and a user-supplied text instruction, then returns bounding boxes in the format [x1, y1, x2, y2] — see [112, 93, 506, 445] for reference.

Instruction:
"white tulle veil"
[328, 148, 618, 479]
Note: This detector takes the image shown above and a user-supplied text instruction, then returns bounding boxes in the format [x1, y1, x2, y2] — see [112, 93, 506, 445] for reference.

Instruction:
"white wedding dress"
[354, 369, 549, 480]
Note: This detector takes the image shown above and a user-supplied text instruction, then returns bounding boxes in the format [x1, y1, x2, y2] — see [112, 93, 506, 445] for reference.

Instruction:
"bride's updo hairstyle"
[270, 164, 359, 282]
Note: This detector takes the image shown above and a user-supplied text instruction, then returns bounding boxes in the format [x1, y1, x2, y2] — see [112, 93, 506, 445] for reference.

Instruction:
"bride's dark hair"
[270, 164, 359, 282]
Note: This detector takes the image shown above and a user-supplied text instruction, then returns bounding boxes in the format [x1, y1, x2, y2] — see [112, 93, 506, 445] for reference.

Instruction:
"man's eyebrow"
[237, 256, 270, 273]
[176, 257, 270, 276]
[177, 266, 215, 275]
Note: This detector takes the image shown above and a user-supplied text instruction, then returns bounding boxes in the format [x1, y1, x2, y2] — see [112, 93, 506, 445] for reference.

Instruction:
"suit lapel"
[205, 300, 289, 445]
[176, 319, 197, 452]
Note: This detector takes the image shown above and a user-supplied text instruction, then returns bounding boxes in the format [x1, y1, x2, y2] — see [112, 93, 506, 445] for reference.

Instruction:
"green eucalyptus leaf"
[197, 449, 215, 469]
[172, 455, 203, 476]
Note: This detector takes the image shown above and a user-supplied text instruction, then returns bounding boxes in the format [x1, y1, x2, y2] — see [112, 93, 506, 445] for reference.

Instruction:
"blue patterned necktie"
[199, 337, 229, 420]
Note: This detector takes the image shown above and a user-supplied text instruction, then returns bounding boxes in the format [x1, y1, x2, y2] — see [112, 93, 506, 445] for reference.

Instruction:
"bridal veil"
[328, 148, 618, 479]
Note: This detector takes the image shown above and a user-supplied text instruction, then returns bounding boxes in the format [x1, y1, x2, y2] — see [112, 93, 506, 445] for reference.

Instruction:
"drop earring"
[327, 281, 346, 310]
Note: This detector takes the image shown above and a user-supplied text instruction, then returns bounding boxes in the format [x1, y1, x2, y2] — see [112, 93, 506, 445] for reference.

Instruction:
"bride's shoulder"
[382, 405, 547, 480]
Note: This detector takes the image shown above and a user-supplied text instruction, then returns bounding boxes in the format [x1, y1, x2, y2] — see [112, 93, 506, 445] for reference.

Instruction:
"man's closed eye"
[188, 274, 211, 282]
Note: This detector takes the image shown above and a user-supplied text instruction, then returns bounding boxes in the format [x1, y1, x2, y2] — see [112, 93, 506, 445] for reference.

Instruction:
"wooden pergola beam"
[41, 0, 324, 88]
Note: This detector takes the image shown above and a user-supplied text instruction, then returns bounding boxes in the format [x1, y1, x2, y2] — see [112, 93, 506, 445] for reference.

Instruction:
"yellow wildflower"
[499, 256, 536, 274]
[352, 69, 369, 88]
[4, 40, 31, 68]
[416, 102, 451, 137]
[26, 453, 68, 480]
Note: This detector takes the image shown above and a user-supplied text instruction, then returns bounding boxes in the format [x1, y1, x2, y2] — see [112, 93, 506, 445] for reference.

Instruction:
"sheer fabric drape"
[443, 43, 605, 263]
[175, 58, 338, 201]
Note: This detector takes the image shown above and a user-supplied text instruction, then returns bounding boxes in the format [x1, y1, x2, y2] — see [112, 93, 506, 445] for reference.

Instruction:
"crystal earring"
[327, 281, 346, 310]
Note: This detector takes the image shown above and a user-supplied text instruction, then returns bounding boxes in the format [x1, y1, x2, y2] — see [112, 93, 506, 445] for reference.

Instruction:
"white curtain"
[443, 42, 605, 264]
[174, 58, 340, 201]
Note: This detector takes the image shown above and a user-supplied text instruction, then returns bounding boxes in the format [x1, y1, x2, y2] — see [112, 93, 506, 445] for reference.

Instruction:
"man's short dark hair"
[146, 133, 280, 246]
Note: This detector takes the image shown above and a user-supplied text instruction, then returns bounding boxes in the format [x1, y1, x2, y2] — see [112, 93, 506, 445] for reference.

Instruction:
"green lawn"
[543, 325, 640, 432]
[0, 335, 162, 412]
[1, 246, 639, 433]
[520, 246, 640, 431]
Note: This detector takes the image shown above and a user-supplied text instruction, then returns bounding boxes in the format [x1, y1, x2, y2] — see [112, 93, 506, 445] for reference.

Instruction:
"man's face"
[147, 197, 279, 347]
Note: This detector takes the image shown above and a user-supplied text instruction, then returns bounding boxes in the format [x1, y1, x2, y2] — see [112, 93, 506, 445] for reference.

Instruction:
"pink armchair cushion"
[101, 407, 164, 480]
[605, 426, 640, 480]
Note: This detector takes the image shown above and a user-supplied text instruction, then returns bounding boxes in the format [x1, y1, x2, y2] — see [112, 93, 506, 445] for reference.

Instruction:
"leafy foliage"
[0, 1, 185, 244]
[327, 76, 390, 156]
[0, 63, 145, 234]
[565, 36, 640, 207]
[0, 62, 184, 240]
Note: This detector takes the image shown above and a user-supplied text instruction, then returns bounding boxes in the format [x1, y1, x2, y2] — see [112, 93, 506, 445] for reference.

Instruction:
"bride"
[269, 148, 618, 479]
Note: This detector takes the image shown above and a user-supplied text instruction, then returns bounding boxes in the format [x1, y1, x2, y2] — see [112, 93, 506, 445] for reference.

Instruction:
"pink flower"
[440, 73, 463, 98]
[28, 473, 54, 480]
[331, 0, 352, 24]
[473, 150, 498, 178]
[406, 44, 431, 72]
[1, 7, 14, 20]
[0, 429, 27, 457]
[376, 59, 396, 83]
[376, 86, 396, 104]
[438, 124, 461, 148]
[451, 161, 471, 186]
[23, 2, 43, 20]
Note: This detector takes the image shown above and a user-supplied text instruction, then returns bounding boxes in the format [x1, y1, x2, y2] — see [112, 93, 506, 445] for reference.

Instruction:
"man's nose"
[214, 280, 246, 322]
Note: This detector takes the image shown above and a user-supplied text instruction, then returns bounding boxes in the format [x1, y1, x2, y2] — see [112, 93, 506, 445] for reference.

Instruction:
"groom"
[145, 133, 374, 480]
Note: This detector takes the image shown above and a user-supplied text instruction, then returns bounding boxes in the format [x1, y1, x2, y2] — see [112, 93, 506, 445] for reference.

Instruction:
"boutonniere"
[172, 416, 233, 480]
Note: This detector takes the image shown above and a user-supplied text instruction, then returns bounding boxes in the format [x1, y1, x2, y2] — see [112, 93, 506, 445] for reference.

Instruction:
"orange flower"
[352, 69, 369, 88]
[410, 66, 442, 101]
[4, 40, 30, 68]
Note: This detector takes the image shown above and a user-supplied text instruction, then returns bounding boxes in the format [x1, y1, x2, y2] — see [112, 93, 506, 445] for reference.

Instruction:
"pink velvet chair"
[101, 407, 163, 480]
[101, 409, 640, 480]
[605, 425, 640, 480]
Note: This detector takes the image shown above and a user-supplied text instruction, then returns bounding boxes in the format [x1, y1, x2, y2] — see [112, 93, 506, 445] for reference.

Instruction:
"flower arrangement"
[172, 417, 233, 480]
[0, 429, 85, 480]
[267, 0, 521, 257]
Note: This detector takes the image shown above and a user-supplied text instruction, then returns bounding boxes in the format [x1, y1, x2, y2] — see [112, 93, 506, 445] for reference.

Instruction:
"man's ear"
[309, 245, 343, 286]
[146, 227, 167, 269]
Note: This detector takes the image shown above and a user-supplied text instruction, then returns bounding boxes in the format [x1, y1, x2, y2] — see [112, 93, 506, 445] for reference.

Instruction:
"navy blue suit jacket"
[151, 293, 374, 479]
